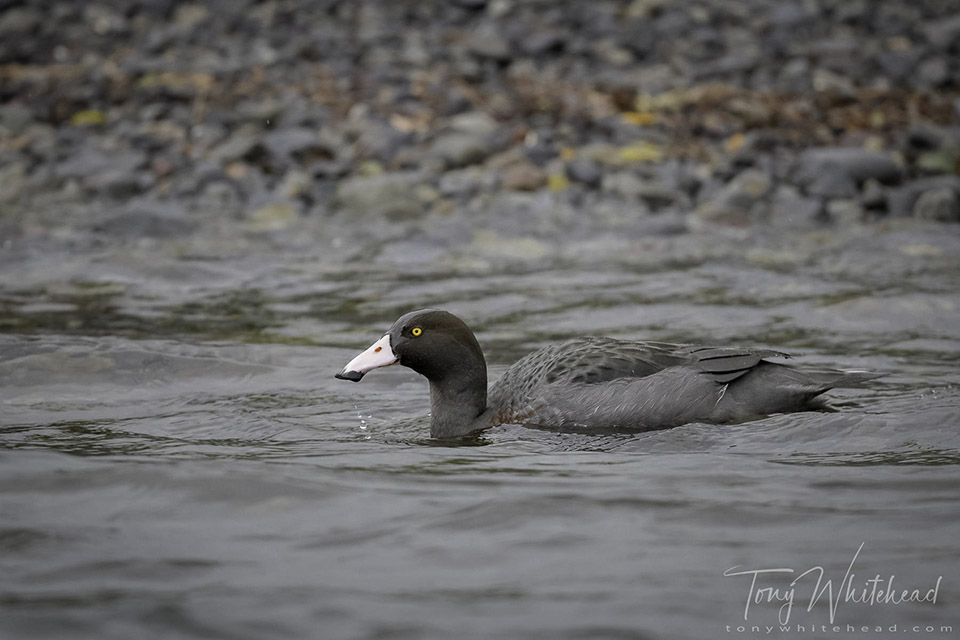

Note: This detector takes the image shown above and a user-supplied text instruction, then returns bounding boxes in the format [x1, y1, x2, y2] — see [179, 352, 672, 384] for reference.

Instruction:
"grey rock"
[917, 57, 949, 87]
[770, 184, 823, 229]
[888, 176, 960, 218]
[826, 199, 864, 226]
[262, 128, 329, 162]
[925, 14, 960, 49]
[0, 103, 34, 136]
[0, 7, 42, 34]
[860, 179, 887, 213]
[876, 51, 917, 81]
[85, 169, 151, 198]
[906, 126, 944, 151]
[427, 111, 501, 169]
[501, 162, 547, 191]
[354, 120, 414, 163]
[520, 28, 567, 56]
[55, 148, 148, 185]
[913, 188, 960, 222]
[769, 2, 813, 27]
[448, 111, 499, 136]
[465, 24, 511, 61]
[208, 135, 262, 166]
[776, 57, 811, 92]
[428, 133, 494, 169]
[0, 160, 28, 205]
[95, 200, 197, 238]
[197, 180, 243, 215]
[812, 68, 855, 95]
[601, 171, 645, 199]
[794, 148, 902, 198]
[438, 168, 493, 198]
[566, 158, 603, 188]
[693, 169, 772, 226]
[604, 172, 681, 210]
[334, 172, 423, 220]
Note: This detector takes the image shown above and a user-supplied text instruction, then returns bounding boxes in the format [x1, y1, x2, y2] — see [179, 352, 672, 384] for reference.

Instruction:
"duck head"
[335, 308, 486, 385]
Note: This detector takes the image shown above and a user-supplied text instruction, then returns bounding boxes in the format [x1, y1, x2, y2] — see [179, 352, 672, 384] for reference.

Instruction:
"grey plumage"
[337, 310, 885, 438]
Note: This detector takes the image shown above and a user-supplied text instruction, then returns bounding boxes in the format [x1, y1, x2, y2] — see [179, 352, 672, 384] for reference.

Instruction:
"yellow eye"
[411, 327, 422, 337]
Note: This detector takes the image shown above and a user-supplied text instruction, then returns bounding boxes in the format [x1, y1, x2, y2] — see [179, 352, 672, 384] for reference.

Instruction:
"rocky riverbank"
[1, 0, 959, 254]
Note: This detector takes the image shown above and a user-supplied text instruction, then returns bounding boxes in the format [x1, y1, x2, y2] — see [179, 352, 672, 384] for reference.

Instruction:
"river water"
[1, 213, 959, 639]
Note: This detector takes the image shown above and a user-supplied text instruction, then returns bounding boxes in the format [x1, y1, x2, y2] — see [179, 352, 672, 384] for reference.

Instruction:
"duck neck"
[427, 360, 490, 439]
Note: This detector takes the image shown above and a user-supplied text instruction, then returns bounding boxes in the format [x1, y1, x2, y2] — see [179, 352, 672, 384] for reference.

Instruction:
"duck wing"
[688, 346, 792, 383]
[487, 338, 794, 427]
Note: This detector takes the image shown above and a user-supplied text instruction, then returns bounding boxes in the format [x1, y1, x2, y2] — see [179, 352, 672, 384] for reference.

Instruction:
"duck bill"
[335, 334, 397, 382]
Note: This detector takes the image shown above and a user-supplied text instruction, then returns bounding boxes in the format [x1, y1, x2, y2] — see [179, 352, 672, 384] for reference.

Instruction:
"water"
[2, 215, 959, 639]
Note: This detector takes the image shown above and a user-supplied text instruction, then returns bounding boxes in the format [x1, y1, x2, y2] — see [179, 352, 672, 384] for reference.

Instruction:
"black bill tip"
[335, 369, 364, 382]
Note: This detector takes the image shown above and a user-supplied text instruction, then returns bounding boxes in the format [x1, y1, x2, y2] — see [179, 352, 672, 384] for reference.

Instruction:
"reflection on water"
[2, 221, 960, 639]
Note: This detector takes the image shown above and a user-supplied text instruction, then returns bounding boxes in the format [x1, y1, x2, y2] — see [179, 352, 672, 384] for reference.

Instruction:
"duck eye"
[411, 327, 422, 337]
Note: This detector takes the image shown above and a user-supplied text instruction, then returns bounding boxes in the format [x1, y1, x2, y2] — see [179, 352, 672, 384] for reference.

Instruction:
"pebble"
[94, 200, 197, 238]
[913, 188, 960, 223]
[500, 162, 547, 192]
[465, 23, 512, 61]
[0, 161, 28, 205]
[428, 132, 497, 169]
[692, 169, 771, 227]
[334, 172, 424, 220]
[794, 148, 902, 199]
[888, 176, 960, 218]
[566, 158, 603, 188]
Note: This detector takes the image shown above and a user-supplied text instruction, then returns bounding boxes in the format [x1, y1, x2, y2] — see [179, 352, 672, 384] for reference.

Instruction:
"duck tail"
[798, 368, 887, 389]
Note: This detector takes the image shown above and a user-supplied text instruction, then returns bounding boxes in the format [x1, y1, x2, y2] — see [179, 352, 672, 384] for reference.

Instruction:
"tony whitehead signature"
[724, 543, 943, 625]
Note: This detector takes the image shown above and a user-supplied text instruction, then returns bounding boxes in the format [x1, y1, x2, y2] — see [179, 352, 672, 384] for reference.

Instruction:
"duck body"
[336, 309, 882, 439]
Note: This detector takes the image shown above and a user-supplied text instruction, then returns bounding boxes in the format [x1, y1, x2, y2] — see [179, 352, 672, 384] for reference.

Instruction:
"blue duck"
[336, 309, 883, 438]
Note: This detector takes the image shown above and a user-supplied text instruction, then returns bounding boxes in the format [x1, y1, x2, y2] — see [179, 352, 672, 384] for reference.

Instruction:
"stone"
[794, 148, 902, 198]
[826, 199, 864, 225]
[95, 200, 197, 238]
[0, 103, 34, 136]
[262, 128, 330, 162]
[917, 149, 959, 175]
[875, 51, 917, 82]
[84, 168, 150, 198]
[692, 169, 772, 226]
[245, 202, 299, 232]
[500, 162, 547, 191]
[0, 7, 42, 35]
[448, 111, 499, 136]
[888, 176, 960, 217]
[925, 14, 960, 49]
[208, 134, 263, 166]
[465, 23, 511, 61]
[912, 188, 960, 222]
[566, 158, 603, 188]
[334, 172, 423, 220]
[520, 28, 567, 56]
[438, 167, 492, 198]
[428, 133, 495, 169]
[601, 171, 645, 199]
[917, 57, 949, 87]
[196, 180, 242, 215]
[56, 148, 148, 182]
[812, 68, 855, 95]
[0, 160, 27, 206]
[860, 179, 887, 213]
[451, 0, 489, 8]
[769, 184, 823, 229]
[278, 169, 313, 201]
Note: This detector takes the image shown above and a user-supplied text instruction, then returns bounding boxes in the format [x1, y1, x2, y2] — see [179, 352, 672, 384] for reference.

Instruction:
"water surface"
[2, 218, 959, 639]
